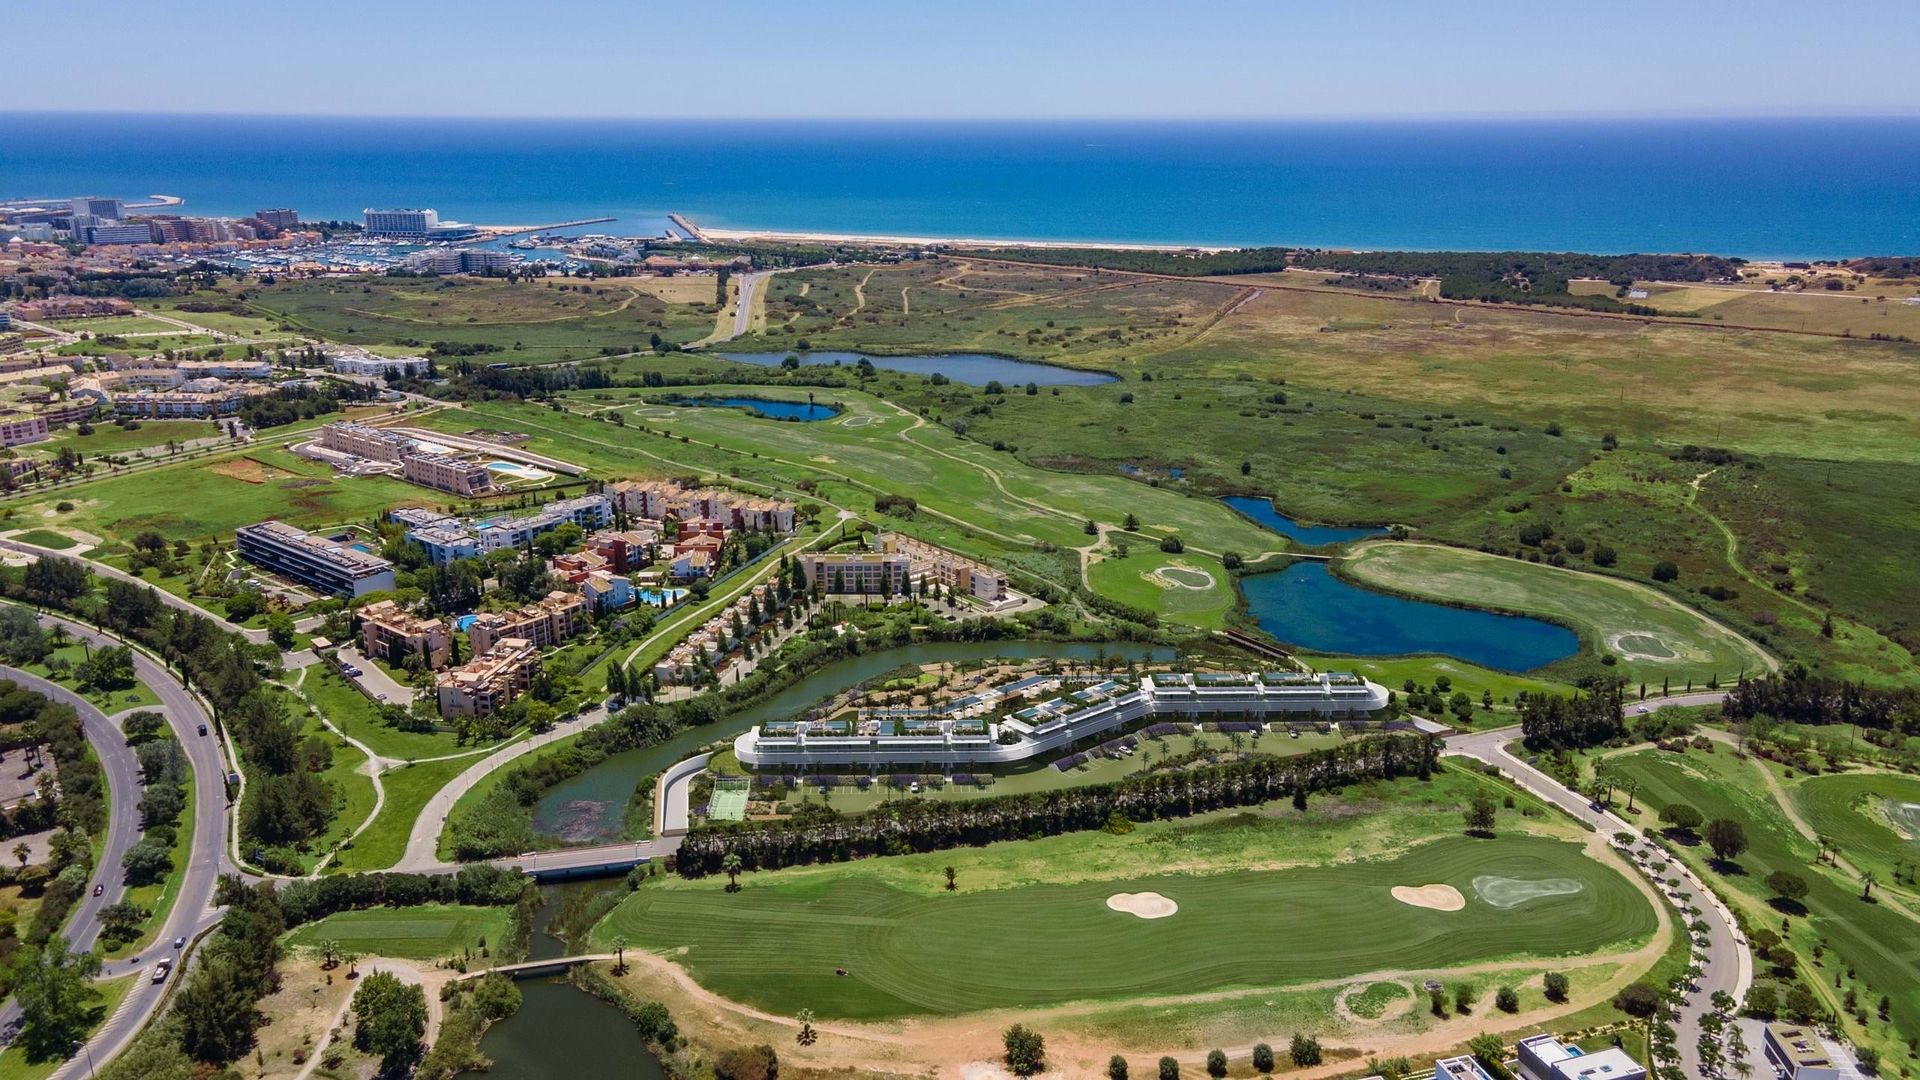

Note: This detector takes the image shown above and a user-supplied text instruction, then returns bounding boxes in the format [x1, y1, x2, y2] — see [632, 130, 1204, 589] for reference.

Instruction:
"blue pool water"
[455, 615, 478, 631]
[637, 588, 688, 606]
[1223, 496, 1387, 547]
[717, 351, 1114, 387]
[687, 396, 839, 421]
[347, 542, 374, 554]
[1239, 561, 1578, 672]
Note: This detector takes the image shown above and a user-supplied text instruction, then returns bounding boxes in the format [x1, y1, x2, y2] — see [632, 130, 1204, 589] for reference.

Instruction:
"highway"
[0, 614, 234, 1077]
[1444, 704, 1751, 1080]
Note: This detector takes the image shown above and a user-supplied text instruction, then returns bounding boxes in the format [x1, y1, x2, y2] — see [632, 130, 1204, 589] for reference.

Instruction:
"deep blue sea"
[4, 114, 1918, 257]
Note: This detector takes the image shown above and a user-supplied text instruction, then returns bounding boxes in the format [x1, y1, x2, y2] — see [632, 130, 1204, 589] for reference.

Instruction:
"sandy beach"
[697, 223, 1231, 254]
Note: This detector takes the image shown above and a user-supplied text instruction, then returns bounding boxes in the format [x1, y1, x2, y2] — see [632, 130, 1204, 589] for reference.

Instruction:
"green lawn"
[1294, 652, 1573, 714]
[1609, 746, 1920, 1058]
[104, 780, 195, 960]
[301, 667, 465, 761]
[1086, 545, 1235, 627]
[8, 529, 75, 550]
[55, 420, 225, 456]
[1340, 542, 1774, 685]
[283, 903, 513, 962]
[596, 832, 1653, 1020]
[1791, 771, 1920, 899]
[334, 755, 475, 873]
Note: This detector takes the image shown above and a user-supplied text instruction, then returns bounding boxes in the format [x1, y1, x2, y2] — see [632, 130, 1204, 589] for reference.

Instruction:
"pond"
[461, 879, 667, 1079]
[716, 350, 1116, 386]
[531, 639, 1172, 843]
[1239, 561, 1578, 672]
[1222, 495, 1387, 547]
[683, 396, 839, 421]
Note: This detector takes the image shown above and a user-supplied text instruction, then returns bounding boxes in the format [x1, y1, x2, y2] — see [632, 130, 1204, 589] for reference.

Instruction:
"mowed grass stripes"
[597, 835, 1653, 1019]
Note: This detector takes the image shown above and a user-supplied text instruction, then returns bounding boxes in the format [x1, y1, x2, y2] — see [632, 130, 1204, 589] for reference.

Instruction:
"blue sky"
[17, 0, 1918, 119]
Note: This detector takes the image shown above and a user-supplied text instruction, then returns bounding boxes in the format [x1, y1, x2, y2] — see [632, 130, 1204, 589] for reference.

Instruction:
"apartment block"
[235, 521, 396, 597]
[876, 532, 1009, 602]
[467, 590, 587, 655]
[402, 451, 494, 496]
[0, 412, 50, 448]
[798, 551, 912, 595]
[436, 637, 539, 718]
[357, 599, 453, 670]
[319, 420, 414, 463]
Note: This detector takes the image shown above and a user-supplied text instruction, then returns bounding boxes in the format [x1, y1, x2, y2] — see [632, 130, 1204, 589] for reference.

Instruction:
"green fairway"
[284, 903, 512, 961]
[1792, 772, 1920, 894]
[596, 834, 1653, 1020]
[1609, 747, 1920, 1054]
[1340, 542, 1773, 684]
[1086, 545, 1235, 627]
[7, 529, 75, 549]
[334, 755, 476, 872]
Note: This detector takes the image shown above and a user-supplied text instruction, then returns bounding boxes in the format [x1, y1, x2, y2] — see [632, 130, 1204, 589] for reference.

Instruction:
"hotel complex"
[234, 521, 397, 598]
[735, 670, 1392, 769]
[436, 637, 539, 718]
[797, 531, 1010, 603]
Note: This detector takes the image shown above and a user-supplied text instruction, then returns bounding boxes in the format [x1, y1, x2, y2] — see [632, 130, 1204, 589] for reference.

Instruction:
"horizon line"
[5, 106, 1920, 124]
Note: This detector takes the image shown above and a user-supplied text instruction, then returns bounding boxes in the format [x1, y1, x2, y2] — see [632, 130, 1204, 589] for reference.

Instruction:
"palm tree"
[319, 939, 340, 969]
[11, 842, 27, 868]
[1861, 870, 1876, 901]
[795, 1008, 818, 1047]
[610, 934, 628, 975]
[943, 865, 957, 892]
[722, 851, 744, 893]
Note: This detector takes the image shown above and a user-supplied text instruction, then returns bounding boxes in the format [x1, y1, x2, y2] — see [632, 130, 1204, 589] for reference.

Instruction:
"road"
[0, 615, 235, 1077]
[0, 538, 270, 646]
[1445, 709, 1751, 1080]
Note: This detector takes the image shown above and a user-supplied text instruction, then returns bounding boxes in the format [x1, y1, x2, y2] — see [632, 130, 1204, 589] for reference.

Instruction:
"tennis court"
[708, 778, 751, 822]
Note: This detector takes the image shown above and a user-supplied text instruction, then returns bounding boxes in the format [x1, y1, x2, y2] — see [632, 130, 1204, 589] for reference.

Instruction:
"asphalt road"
[0, 538, 269, 645]
[0, 614, 234, 1077]
[1445, 709, 1751, 1080]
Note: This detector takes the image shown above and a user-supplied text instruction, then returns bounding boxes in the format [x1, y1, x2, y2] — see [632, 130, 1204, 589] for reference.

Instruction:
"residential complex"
[402, 451, 494, 496]
[797, 533, 1009, 603]
[357, 598, 453, 669]
[607, 478, 796, 534]
[309, 421, 498, 496]
[654, 581, 780, 685]
[234, 520, 397, 597]
[475, 493, 612, 551]
[734, 669, 1392, 768]
[877, 531, 1009, 601]
[0, 412, 50, 448]
[436, 637, 538, 718]
[467, 590, 588, 655]
[1517, 1034, 1646, 1080]
[329, 350, 430, 378]
[798, 550, 912, 596]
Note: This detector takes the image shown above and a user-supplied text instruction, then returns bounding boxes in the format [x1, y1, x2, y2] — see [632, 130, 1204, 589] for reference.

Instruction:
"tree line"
[1722, 668, 1919, 732]
[675, 734, 1439, 876]
[1518, 685, 1627, 750]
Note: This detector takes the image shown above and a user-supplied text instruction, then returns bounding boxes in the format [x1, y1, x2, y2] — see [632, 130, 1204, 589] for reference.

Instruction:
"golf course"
[1339, 542, 1775, 684]
[1792, 771, 1920, 890]
[595, 833, 1655, 1020]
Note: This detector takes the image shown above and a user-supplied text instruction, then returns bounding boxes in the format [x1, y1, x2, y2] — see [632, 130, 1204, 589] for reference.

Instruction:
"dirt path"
[847, 268, 875, 320]
[291, 959, 445, 1080]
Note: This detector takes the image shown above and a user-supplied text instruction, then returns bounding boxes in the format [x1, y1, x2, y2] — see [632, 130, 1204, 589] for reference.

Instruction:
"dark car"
[197, 724, 208, 736]
[92, 883, 104, 897]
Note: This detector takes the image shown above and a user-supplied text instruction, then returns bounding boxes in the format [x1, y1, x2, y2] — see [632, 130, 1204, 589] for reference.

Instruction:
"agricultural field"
[1607, 746, 1920, 1062]
[237, 275, 720, 360]
[598, 831, 1653, 1020]
[1339, 542, 1774, 685]
[283, 903, 513, 962]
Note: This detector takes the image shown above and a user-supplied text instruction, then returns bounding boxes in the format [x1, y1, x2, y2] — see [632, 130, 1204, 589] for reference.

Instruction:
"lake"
[716, 350, 1116, 387]
[1222, 496, 1387, 547]
[1239, 561, 1578, 672]
[531, 639, 1171, 843]
[684, 396, 839, 421]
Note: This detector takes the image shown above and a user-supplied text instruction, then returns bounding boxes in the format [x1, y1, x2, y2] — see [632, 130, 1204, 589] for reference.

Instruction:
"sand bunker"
[1106, 892, 1179, 919]
[1883, 800, 1920, 841]
[1390, 884, 1465, 911]
[1472, 875, 1585, 909]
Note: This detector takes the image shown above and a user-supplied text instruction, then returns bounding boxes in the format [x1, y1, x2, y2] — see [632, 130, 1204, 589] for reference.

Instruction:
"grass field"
[284, 903, 514, 962]
[1086, 545, 1235, 627]
[19, 443, 424, 545]
[1340, 542, 1774, 685]
[597, 832, 1652, 1020]
[334, 755, 475, 872]
[1791, 772, 1920, 896]
[240, 276, 718, 360]
[44, 315, 183, 335]
[54, 420, 222, 456]
[1608, 746, 1920, 1058]
[7, 529, 74, 549]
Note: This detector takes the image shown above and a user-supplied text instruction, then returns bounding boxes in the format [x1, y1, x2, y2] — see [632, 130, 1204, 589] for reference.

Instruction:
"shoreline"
[696, 224, 1234, 254]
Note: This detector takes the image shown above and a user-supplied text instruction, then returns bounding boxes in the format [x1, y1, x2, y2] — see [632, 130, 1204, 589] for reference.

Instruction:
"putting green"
[596, 835, 1654, 1020]
[1340, 542, 1773, 684]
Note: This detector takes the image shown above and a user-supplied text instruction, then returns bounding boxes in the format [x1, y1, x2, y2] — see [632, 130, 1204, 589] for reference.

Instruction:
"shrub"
[1207, 1049, 1227, 1077]
[1651, 560, 1679, 582]
[1003, 1024, 1045, 1076]
[713, 1044, 779, 1080]
[1159, 1056, 1180, 1080]
[1543, 971, 1569, 1002]
[1251, 1042, 1275, 1072]
[1290, 1033, 1321, 1066]
[1495, 985, 1520, 1012]
[1109, 1055, 1129, 1080]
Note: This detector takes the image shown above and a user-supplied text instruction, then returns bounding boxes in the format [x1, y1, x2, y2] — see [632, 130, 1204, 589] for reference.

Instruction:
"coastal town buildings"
[234, 520, 396, 597]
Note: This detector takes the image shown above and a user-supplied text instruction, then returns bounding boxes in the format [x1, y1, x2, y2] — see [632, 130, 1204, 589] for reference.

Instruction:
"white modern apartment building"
[735, 670, 1392, 768]
[330, 351, 430, 378]
[235, 520, 396, 597]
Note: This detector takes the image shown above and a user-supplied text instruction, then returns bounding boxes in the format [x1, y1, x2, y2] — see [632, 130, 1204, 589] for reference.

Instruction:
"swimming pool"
[637, 587, 688, 607]
[455, 614, 479, 631]
[486, 460, 551, 481]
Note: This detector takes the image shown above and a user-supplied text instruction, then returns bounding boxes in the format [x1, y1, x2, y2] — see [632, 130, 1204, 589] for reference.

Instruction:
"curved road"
[0, 538, 270, 646]
[0, 614, 234, 1078]
[1445, 707, 1751, 1080]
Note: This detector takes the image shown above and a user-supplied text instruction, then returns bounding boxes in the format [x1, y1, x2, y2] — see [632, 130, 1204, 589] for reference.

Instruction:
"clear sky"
[16, 0, 1918, 119]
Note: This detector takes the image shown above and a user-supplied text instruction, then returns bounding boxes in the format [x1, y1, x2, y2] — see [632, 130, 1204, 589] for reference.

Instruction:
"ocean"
[3, 113, 1917, 258]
